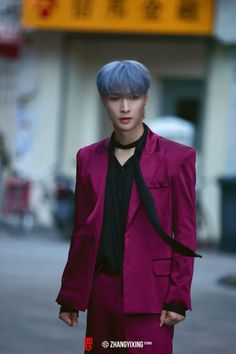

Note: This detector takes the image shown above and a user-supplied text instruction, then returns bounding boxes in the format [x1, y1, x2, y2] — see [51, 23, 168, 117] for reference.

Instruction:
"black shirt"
[96, 127, 147, 271]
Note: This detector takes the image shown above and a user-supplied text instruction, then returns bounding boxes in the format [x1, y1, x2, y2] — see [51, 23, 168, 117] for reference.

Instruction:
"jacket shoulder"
[76, 137, 109, 161]
[158, 135, 196, 161]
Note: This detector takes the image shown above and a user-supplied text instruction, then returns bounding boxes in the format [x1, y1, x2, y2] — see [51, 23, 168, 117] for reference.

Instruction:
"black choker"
[114, 140, 139, 149]
[114, 131, 145, 150]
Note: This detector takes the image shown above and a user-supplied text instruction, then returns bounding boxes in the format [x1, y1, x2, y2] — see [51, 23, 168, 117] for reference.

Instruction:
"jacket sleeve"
[165, 149, 197, 311]
[55, 149, 93, 309]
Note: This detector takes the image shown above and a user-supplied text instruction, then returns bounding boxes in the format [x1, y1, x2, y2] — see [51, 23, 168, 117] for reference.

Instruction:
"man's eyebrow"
[109, 92, 138, 97]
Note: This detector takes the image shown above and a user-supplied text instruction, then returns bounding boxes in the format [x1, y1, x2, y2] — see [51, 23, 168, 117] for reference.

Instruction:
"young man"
[56, 60, 200, 353]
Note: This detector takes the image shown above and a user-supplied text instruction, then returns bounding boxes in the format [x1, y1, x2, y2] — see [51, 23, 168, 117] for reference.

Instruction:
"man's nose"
[120, 98, 130, 113]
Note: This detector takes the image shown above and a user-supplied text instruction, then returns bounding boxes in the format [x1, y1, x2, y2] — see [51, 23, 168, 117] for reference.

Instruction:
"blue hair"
[96, 60, 151, 97]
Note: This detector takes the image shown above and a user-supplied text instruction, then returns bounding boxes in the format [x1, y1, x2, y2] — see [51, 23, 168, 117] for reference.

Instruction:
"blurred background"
[1, 1, 236, 354]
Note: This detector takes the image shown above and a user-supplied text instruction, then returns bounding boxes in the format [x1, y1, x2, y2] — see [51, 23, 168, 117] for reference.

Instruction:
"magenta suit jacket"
[56, 126, 197, 314]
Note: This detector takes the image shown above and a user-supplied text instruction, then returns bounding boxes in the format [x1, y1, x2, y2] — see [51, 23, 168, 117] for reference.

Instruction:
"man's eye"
[110, 96, 120, 101]
[129, 95, 140, 100]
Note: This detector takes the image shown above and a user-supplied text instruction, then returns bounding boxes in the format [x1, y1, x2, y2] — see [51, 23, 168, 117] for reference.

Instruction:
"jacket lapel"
[126, 146, 166, 228]
[88, 139, 109, 235]
[90, 140, 109, 197]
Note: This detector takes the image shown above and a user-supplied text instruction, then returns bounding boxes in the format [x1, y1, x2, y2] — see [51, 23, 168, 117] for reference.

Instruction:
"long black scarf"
[109, 124, 202, 259]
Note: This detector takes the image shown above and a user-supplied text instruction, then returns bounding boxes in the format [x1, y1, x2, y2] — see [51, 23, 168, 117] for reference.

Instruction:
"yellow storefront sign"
[21, 0, 214, 35]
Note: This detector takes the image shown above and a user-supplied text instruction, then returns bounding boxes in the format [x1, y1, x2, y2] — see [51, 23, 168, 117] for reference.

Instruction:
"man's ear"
[144, 94, 149, 105]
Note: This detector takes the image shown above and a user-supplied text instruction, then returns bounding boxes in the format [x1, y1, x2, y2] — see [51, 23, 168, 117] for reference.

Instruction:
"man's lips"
[119, 118, 132, 125]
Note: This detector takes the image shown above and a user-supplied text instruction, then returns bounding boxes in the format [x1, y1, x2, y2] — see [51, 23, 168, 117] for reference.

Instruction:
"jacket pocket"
[152, 258, 172, 276]
[149, 180, 169, 189]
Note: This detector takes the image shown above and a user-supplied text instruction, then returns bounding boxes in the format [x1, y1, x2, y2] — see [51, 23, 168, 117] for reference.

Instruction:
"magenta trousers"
[85, 272, 174, 354]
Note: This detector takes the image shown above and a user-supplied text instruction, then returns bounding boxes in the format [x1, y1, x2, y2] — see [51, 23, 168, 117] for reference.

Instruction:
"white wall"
[10, 32, 64, 225]
[201, 42, 234, 241]
[214, 0, 236, 44]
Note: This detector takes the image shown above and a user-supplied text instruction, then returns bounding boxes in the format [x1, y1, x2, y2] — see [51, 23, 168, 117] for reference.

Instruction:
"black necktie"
[114, 127, 202, 258]
[133, 148, 202, 257]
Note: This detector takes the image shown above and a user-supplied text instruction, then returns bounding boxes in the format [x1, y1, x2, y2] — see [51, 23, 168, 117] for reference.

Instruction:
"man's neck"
[114, 123, 144, 145]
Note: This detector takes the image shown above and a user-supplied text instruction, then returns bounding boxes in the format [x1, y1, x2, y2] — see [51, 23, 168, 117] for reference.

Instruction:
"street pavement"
[0, 228, 236, 354]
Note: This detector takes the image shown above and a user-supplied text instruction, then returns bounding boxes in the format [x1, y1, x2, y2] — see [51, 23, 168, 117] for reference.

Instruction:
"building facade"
[1, 0, 235, 242]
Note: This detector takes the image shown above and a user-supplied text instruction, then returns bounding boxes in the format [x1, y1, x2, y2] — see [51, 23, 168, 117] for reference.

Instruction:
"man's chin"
[113, 120, 142, 132]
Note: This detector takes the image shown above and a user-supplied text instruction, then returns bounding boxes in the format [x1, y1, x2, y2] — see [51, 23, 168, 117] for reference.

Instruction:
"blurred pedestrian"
[0, 131, 10, 210]
[56, 60, 201, 353]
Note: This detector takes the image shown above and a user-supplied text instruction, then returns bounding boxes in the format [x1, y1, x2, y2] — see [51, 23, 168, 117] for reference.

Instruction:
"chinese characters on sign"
[177, 0, 199, 21]
[143, 1, 163, 21]
[35, 0, 57, 18]
[22, 0, 214, 35]
[72, 0, 94, 19]
[107, 0, 126, 19]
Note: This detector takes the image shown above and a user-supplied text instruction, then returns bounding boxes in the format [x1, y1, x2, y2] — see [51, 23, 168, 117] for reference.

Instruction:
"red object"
[2, 176, 31, 215]
[0, 26, 21, 59]
[35, 0, 57, 18]
[0, 42, 20, 58]
[84, 337, 93, 352]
